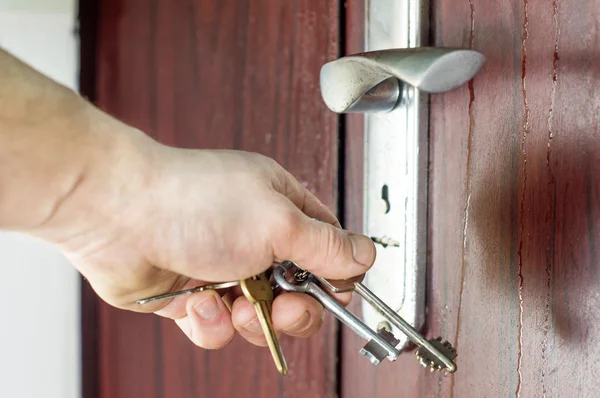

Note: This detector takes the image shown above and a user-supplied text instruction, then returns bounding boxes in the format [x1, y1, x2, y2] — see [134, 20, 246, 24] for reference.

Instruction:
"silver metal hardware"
[320, 47, 485, 114]
[317, 0, 485, 350]
[273, 261, 457, 372]
[135, 281, 240, 305]
[273, 262, 400, 365]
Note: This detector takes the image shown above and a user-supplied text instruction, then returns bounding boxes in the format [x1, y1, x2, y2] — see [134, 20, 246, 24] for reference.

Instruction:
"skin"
[0, 48, 376, 349]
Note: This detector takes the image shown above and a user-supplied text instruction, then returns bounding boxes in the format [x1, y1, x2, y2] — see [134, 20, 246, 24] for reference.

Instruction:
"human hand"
[34, 128, 376, 349]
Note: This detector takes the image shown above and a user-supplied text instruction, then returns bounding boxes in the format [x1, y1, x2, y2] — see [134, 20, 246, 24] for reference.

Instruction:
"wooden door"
[81, 0, 600, 397]
[343, 0, 600, 397]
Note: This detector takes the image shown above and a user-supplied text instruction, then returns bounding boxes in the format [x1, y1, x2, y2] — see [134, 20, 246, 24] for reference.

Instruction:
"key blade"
[241, 272, 288, 375]
[254, 301, 288, 375]
[273, 262, 457, 373]
[273, 266, 401, 363]
[354, 282, 457, 372]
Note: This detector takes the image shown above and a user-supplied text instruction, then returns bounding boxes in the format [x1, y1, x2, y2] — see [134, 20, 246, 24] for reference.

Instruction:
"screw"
[371, 236, 401, 248]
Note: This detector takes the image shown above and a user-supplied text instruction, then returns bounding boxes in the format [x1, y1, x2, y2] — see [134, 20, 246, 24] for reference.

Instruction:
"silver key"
[136, 281, 240, 305]
[273, 262, 400, 364]
[273, 261, 457, 373]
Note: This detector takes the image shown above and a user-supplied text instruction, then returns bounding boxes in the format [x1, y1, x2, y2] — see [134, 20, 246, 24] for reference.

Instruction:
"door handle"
[318, 0, 485, 353]
[320, 47, 485, 114]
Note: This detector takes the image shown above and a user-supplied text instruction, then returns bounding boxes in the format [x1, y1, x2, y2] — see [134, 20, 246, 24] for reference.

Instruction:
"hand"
[36, 130, 376, 349]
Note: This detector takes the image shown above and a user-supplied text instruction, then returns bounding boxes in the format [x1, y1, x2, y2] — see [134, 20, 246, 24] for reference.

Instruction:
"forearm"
[0, 48, 155, 235]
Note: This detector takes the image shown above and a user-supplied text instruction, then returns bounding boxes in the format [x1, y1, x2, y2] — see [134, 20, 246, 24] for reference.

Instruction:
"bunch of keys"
[136, 261, 457, 375]
[136, 271, 289, 374]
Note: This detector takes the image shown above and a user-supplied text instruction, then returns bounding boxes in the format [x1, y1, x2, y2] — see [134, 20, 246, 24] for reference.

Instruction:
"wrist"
[26, 103, 163, 248]
[0, 47, 164, 251]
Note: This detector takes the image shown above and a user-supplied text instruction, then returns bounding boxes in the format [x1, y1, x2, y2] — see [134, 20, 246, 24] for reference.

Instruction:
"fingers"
[281, 174, 341, 227]
[230, 297, 271, 346]
[231, 293, 325, 346]
[331, 291, 353, 306]
[272, 211, 376, 280]
[271, 293, 324, 337]
[174, 290, 236, 349]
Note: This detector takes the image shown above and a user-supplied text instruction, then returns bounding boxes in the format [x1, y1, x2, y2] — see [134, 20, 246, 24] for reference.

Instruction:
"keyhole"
[381, 184, 390, 214]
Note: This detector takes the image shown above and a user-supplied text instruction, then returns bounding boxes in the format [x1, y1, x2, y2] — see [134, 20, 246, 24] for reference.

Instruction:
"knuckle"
[321, 226, 344, 265]
[274, 208, 303, 243]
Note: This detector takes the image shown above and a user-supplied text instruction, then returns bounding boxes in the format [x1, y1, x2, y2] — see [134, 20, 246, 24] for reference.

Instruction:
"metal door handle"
[317, 0, 486, 354]
[320, 47, 485, 114]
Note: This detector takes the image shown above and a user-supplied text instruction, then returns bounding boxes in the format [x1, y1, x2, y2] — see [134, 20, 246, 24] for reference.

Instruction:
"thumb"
[273, 215, 376, 280]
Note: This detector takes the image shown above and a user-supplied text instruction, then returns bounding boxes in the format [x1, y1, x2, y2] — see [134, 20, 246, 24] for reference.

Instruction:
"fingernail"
[243, 318, 263, 334]
[349, 234, 375, 267]
[286, 311, 311, 333]
[194, 295, 220, 321]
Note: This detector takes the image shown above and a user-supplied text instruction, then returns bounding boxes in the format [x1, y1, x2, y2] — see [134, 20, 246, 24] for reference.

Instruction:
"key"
[240, 273, 288, 375]
[318, 274, 457, 372]
[274, 261, 457, 373]
[274, 263, 400, 365]
[353, 281, 457, 372]
[136, 281, 240, 305]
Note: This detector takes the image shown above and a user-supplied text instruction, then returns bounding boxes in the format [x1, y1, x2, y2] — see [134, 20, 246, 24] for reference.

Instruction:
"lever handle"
[319, 47, 485, 114]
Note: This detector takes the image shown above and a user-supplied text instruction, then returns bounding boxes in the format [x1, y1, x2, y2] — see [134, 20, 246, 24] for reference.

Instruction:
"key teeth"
[433, 337, 457, 354]
[417, 357, 442, 372]
[414, 336, 457, 373]
[441, 340, 457, 354]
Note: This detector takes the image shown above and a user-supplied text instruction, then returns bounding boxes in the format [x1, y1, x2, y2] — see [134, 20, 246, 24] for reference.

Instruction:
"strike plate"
[360, 0, 429, 349]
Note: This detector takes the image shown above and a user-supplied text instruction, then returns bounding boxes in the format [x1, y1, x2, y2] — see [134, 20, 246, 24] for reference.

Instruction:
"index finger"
[278, 171, 341, 228]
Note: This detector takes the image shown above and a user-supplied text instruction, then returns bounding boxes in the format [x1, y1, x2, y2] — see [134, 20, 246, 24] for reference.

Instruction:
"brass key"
[240, 273, 288, 375]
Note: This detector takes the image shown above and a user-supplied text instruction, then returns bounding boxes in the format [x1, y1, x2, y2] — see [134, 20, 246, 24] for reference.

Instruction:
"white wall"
[0, 1, 81, 397]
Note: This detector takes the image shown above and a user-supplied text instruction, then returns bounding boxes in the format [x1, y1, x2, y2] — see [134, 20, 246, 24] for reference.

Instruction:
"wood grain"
[342, 0, 600, 397]
[87, 1, 342, 397]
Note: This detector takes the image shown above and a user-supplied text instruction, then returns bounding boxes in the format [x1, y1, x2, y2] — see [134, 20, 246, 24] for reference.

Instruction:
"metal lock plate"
[360, 0, 429, 349]
[319, 0, 484, 353]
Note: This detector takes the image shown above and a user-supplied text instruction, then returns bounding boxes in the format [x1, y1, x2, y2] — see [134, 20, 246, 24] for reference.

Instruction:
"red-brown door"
[343, 1, 600, 397]
[81, 1, 600, 397]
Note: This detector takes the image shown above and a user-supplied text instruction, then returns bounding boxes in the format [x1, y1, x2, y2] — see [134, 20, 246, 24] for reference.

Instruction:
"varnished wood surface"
[88, 1, 341, 397]
[343, 0, 600, 397]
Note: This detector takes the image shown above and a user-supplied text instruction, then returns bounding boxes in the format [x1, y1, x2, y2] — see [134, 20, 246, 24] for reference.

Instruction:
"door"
[80, 1, 600, 397]
[342, 1, 600, 397]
